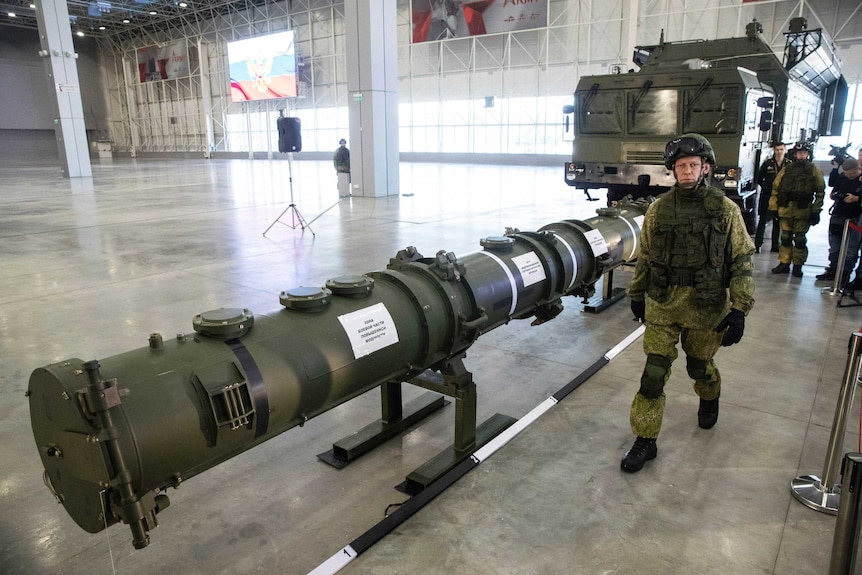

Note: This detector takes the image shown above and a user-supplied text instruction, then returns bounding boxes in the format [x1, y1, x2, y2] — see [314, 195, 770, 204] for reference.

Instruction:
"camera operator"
[817, 158, 862, 284]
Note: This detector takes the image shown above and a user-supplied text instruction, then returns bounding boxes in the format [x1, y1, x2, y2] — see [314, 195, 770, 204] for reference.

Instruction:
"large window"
[221, 95, 570, 155]
[223, 105, 348, 153]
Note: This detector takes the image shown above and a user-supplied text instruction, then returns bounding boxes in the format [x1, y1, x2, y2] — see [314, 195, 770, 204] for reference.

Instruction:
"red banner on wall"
[412, 0, 548, 43]
[137, 40, 190, 83]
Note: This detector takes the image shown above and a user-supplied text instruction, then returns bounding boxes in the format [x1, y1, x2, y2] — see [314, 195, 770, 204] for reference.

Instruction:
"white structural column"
[343, 0, 399, 197]
[122, 56, 140, 157]
[199, 39, 215, 159]
[34, 0, 92, 178]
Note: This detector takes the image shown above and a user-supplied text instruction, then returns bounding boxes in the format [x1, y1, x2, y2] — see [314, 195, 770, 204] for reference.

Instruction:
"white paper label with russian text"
[583, 229, 609, 256]
[512, 252, 546, 288]
[338, 302, 399, 358]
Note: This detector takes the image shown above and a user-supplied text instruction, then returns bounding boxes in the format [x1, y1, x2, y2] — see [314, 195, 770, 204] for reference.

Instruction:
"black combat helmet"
[792, 141, 814, 159]
[664, 133, 716, 169]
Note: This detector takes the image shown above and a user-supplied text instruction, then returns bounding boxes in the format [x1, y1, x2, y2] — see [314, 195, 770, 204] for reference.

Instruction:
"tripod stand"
[263, 152, 315, 236]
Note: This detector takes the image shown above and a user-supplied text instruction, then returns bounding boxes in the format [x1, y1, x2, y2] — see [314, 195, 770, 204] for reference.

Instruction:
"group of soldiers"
[620, 132, 862, 473]
[755, 141, 862, 284]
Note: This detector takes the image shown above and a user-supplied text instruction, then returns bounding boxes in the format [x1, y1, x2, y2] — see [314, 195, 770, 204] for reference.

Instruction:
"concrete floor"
[2, 137, 862, 575]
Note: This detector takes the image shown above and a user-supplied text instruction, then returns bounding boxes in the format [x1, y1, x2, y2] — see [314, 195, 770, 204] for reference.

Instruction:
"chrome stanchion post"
[829, 453, 862, 574]
[826, 219, 852, 295]
[791, 332, 862, 514]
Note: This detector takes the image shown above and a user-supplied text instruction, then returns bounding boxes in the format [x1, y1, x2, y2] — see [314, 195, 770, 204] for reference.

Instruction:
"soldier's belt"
[667, 274, 695, 287]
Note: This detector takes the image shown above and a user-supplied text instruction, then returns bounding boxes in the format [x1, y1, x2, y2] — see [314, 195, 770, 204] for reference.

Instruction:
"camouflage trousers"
[777, 217, 812, 265]
[630, 322, 723, 438]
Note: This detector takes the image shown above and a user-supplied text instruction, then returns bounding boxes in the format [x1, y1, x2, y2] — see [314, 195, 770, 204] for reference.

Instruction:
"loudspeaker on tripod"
[277, 116, 302, 153]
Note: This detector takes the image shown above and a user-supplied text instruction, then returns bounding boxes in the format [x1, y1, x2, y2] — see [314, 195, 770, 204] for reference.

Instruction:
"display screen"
[227, 31, 298, 102]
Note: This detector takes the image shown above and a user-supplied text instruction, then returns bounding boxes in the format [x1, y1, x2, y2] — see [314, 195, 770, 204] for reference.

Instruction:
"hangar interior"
[3, 1, 862, 574]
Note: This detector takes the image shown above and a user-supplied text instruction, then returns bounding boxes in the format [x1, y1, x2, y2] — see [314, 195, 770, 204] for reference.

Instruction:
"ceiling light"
[76, 31, 84, 36]
[122, 18, 129, 23]
[29, 3, 35, 8]
[149, 10, 156, 14]
[99, 26, 105, 30]
[179, 2, 187, 7]
[8, 12, 16, 17]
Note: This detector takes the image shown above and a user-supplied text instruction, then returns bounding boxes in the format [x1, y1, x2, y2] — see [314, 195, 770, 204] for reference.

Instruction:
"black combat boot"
[771, 262, 790, 274]
[792, 264, 803, 277]
[698, 398, 719, 429]
[620, 436, 657, 473]
[815, 268, 836, 281]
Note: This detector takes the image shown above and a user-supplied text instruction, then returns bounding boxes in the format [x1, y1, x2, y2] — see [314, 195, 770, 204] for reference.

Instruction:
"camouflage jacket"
[628, 182, 755, 328]
[768, 161, 825, 218]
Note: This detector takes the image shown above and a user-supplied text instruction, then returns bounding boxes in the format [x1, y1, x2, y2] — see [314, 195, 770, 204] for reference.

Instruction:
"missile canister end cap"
[280, 286, 332, 311]
[480, 236, 515, 252]
[325, 275, 374, 297]
[192, 308, 254, 338]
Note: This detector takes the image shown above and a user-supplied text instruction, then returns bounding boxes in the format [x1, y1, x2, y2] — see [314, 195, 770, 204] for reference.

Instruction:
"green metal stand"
[317, 382, 446, 468]
[398, 356, 516, 495]
[584, 268, 627, 313]
[319, 356, 515, 495]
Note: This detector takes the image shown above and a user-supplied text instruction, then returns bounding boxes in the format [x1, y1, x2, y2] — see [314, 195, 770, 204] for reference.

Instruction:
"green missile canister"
[28, 199, 648, 548]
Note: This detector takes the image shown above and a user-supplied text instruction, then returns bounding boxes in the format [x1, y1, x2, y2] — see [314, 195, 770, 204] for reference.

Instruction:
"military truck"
[563, 18, 846, 231]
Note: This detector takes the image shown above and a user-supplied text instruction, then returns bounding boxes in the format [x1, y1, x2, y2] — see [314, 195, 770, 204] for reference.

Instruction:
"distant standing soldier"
[622, 133, 755, 473]
[334, 138, 350, 197]
[754, 143, 790, 253]
[768, 142, 825, 277]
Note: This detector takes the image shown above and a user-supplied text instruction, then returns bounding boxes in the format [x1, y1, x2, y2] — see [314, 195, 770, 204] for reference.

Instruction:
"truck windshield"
[627, 89, 678, 135]
[578, 91, 623, 134]
[683, 86, 740, 134]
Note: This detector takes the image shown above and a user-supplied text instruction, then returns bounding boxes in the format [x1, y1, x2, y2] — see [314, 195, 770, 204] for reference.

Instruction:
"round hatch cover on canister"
[325, 275, 374, 297]
[480, 236, 515, 252]
[192, 308, 254, 338]
[280, 286, 333, 311]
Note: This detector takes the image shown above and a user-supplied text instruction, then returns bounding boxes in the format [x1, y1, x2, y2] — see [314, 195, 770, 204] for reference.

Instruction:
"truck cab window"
[578, 91, 623, 134]
[627, 89, 678, 135]
[683, 86, 740, 134]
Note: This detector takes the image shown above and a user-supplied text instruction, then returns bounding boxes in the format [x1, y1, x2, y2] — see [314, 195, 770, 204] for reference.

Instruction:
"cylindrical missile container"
[28, 200, 647, 548]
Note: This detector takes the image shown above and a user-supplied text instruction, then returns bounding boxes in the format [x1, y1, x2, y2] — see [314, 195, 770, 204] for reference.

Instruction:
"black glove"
[715, 309, 745, 346]
[767, 210, 778, 220]
[631, 299, 645, 322]
[810, 212, 821, 226]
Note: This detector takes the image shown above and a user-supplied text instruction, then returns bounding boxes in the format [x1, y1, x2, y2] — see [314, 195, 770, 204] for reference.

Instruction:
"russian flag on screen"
[228, 31, 298, 101]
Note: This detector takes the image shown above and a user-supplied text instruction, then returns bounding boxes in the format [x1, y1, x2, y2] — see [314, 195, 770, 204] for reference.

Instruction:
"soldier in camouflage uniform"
[768, 142, 825, 277]
[621, 133, 756, 473]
